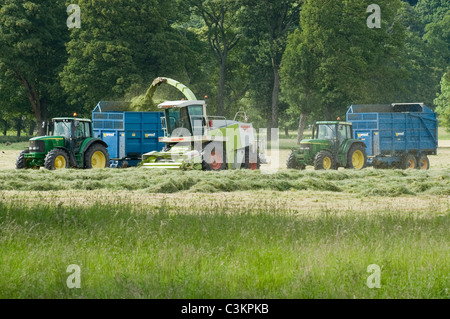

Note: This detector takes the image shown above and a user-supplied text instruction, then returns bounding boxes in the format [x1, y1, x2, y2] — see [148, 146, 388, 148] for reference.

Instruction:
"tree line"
[0, 0, 448, 138]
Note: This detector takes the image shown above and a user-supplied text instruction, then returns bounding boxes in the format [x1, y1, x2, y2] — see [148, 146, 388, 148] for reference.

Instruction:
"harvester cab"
[16, 117, 110, 170]
[287, 121, 367, 170]
[141, 100, 263, 171]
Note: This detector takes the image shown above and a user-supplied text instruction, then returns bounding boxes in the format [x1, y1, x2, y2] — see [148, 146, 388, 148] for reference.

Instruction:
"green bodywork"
[23, 118, 105, 168]
[290, 121, 364, 168]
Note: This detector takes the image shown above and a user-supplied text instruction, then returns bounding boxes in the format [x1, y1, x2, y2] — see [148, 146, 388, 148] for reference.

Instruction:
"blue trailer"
[346, 103, 438, 169]
[92, 101, 165, 167]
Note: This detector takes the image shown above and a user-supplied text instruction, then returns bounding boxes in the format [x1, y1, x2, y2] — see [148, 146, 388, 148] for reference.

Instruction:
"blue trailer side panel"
[92, 103, 165, 166]
[347, 103, 438, 163]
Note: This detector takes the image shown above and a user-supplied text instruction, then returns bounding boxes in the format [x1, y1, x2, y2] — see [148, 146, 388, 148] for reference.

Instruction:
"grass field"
[0, 135, 449, 299]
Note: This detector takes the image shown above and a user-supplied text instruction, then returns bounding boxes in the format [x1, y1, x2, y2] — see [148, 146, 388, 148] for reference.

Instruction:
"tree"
[281, 0, 405, 142]
[187, 0, 242, 116]
[61, 0, 199, 115]
[0, 0, 68, 135]
[241, 0, 301, 135]
[435, 70, 450, 130]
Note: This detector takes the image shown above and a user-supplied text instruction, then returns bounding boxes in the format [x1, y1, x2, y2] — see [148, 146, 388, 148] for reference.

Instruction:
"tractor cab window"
[53, 121, 72, 139]
[74, 121, 91, 139]
[317, 125, 335, 140]
[337, 124, 349, 144]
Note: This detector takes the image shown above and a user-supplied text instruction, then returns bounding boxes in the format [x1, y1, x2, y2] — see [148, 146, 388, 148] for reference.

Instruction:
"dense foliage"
[0, 0, 448, 136]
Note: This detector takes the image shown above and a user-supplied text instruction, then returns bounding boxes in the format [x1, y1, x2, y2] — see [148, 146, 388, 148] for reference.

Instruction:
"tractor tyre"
[16, 150, 30, 169]
[286, 151, 305, 170]
[202, 142, 227, 171]
[416, 154, 430, 170]
[84, 144, 110, 169]
[44, 149, 70, 170]
[400, 153, 417, 170]
[244, 147, 261, 170]
[314, 150, 335, 170]
[346, 144, 367, 170]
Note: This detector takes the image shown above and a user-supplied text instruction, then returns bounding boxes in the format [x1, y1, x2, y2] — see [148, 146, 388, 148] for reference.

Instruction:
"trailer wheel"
[286, 151, 305, 170]
[314, 150, 335, 170]
[45, 149, 70, 170]
[346, 144, 367, 170]
[400, 154, 417, 170]
[84, 144, 110, 169]
[417, 154, 430, 170]
[202, 142, 227, 171]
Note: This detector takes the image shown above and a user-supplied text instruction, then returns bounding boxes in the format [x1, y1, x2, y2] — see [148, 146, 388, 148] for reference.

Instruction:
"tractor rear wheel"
[314, 150, 335, 170]
[85, 144, 110, 169]
[286, 151, 305, 170]
[417, 154, 430, 170]
[346, 144, 367, 170]
[400, 153, 417, 170]
[16, 150, 30, 169]
[45, 149, 69, 170]
[202, 142, 227, 171]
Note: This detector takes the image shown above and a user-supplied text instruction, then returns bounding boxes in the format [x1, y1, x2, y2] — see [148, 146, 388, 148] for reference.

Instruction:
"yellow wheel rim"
[91, 151, 106, 169]
[407, 159, 415, 169]
[54, 155, 67, 170]
[352, 150, 364, 170]
[323, 157, 332, 170]
[419, 158, 428, 170]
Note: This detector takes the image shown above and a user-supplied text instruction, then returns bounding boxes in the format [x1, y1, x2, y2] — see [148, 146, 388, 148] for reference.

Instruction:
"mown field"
[0, 135, 449, 299]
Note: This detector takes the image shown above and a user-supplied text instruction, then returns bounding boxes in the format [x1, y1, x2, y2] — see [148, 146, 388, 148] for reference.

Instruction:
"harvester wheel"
[44, 149, 69, 170]
[400, 153, 417, 170]
[286, 151, 305, 170]
[202, 142, 227, 171]
[417, 154, 430, 170]
[346, 144, 367, 170]
[244, 147, 261, 170]
[16, 150, 30, 169]
[314, 150, 335, 170]
[85, 144, 110, 169]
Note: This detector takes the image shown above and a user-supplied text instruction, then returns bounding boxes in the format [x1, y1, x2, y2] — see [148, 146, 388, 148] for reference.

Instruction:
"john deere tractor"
[287, 121, 367, 170]
[16, 117, 109, 170]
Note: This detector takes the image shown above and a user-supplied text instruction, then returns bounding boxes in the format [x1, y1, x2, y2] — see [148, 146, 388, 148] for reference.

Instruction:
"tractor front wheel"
[45, 149, 69, 170]
[85, 144, 110, 169]
[314, 150, 335, 170]
[16, 150, 30, 169]
[286, 151, 305, 170]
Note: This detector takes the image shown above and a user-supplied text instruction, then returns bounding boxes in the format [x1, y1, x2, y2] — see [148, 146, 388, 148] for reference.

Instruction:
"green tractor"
[16, 117, 110, 170]
[287, 121, 367, 170]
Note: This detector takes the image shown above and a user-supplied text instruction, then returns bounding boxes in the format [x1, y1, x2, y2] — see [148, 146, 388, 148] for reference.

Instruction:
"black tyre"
[286, 151, 305, 170]
[314, 150, 335, 170]
[400, 153, 417, 170]
[202, 142, 227, 171]
[346, 144, 367, 170]
[16, 150, 30, 169]
[84, 144, 110, 169]
[417, 154, 430, 170]
[44, 149, 70, 170]
[244, 147, 261, 170]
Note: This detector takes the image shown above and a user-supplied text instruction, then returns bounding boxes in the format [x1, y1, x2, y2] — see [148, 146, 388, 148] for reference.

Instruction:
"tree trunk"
[285, 126, 289, 138]
[297, 112, 308, 145]
[271, 64, 280, 134]
[217, 57, 226, 117]
[29, 120, 36, 136]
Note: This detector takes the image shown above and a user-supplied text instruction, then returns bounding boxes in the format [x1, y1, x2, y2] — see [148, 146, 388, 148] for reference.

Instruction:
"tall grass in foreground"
[0, 199, 448, 298]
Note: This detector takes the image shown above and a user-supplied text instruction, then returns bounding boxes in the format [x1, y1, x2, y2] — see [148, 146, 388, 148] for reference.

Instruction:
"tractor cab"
[313, 121, 353, 148]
